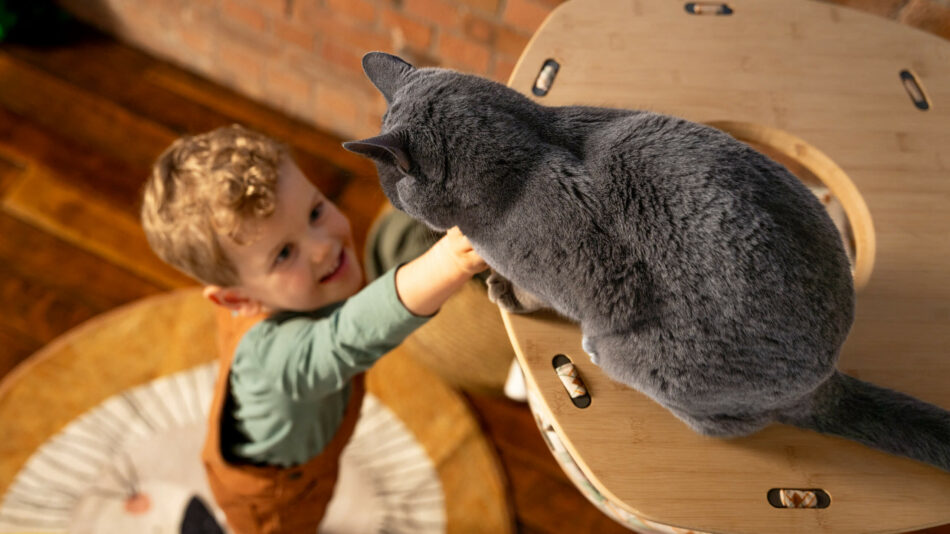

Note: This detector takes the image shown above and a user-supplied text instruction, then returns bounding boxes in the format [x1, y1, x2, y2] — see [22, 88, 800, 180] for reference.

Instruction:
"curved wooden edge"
[0, 287, 215, 499]
[706, 120, 877, 291]
[499, 305, 950, 533]
[367, 345, 515, 534]
[0, 287, 203, 399]
[498, 309, 646, 523]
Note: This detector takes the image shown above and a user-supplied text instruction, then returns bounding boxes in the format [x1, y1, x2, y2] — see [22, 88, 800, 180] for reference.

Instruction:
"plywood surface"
[503, 0, 950, 532]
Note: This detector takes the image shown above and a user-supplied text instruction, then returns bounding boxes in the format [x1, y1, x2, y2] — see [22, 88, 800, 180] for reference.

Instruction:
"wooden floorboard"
[0, 104, 151, 215]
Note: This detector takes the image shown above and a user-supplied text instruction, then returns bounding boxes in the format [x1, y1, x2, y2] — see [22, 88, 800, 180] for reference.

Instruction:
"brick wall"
[57, 0, 949, 141]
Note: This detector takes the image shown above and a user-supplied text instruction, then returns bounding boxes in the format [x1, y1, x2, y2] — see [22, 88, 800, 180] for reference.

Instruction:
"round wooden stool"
[0, 289, 512, 533]
[500, 0, 950, 532]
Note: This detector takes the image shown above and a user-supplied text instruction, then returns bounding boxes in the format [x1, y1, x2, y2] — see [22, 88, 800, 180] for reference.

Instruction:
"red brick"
[222, 0, 270, 32]
[898, 0, 950, 39]
[491, 55, 518, 83]
[495, 26, 531, 57]
[274, 19, 316, 50]
[503, 0, 552, 34]
[462, 12, 495, 43]
[438, 32, 491, 74]
[327, 0, 378, 24]
[179, 22, 215, 57]
[455, 0, 502, 14]
[320, 40, 369, 77]
[217, 38, 268, 99]
[257, 0, 291, 17]
[217, 2, 281, 56]
[403, 0, 461, 28]
[382, 9, 435, 50]
[304, 6, 392, 51]
[266, 65, 314, 109]
[316, 81, 364, 135]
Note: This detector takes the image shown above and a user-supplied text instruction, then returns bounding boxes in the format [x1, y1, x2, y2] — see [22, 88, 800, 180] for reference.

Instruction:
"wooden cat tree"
[500, 0, 950, 532]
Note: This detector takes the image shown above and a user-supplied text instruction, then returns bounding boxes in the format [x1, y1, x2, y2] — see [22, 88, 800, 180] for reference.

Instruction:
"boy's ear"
[203, 285, 264, 317]
[342, 132, 411, 173]
[361, 52, 415, 104]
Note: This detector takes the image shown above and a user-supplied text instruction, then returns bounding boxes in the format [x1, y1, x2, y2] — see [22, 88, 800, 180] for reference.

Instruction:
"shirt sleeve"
[226, 266, 430, 464]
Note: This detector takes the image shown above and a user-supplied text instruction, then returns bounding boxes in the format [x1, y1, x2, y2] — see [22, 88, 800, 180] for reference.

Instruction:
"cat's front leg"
[487, 270, 547, 313]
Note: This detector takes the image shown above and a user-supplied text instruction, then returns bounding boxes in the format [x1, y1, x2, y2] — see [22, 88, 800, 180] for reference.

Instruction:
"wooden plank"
[0, 52, 177, 172]
[1, 164, 194, 289]
[0, 263, 102, 347]
[0, 150, 26, 199]
[0, 213, 162, 310]
[1, 41, 355, 200]
[0, 211, 162, 352]
[504, 0, 950, 532]
[0, 106, 148, 217]
[3, 36, 236, 136]
[0, 326, 41, 379]
[144, 62, 377, 179]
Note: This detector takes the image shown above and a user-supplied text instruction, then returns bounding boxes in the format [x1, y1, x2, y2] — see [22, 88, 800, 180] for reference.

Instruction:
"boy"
[141, 124, 486, 533]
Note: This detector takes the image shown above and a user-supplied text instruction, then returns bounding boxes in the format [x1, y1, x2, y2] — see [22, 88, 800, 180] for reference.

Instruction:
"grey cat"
[344, 52, 950, 472]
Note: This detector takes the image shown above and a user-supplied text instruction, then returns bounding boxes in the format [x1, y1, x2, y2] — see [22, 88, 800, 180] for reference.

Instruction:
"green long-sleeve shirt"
[225, 267, 430, 466]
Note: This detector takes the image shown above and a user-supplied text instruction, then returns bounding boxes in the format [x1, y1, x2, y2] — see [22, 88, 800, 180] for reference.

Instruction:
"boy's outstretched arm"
[395, 226, 487, 317]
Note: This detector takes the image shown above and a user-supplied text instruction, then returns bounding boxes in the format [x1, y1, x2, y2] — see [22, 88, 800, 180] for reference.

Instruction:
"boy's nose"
[305, 237, 334, 265]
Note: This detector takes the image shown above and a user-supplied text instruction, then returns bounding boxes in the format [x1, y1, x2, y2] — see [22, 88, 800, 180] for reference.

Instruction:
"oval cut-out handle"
[685, 3, 733, 15]
[767, 488, 831, 509]
[533, 59, 560, 97]
[900, 69, 930, 111]
[552, 354, 591, 408]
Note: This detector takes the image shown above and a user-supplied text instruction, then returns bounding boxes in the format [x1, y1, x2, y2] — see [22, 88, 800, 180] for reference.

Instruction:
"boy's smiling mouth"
[319, 250, 346, 283]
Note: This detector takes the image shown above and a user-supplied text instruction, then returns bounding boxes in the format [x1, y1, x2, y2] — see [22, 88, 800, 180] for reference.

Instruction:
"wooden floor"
[0, 28, 946, 534]
[0, 28, 630, 533]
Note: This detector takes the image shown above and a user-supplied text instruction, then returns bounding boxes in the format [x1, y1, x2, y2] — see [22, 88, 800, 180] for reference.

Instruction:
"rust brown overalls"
[202, 309, 365, 534]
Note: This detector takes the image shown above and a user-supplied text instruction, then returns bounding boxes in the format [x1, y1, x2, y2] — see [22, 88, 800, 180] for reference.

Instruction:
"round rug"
[0, 289, 512, 533]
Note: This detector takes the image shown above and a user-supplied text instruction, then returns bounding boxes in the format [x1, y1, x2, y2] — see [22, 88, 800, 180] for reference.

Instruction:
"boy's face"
[214, 158, 362, 314]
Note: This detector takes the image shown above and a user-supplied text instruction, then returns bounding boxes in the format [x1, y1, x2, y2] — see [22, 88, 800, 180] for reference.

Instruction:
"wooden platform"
[0, 27, 629, 533]
[502, 0, 950, 533]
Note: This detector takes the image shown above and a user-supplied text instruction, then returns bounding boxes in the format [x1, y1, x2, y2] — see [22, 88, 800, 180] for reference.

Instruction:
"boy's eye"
[274, 244, 293, 267]
[310, 203, 323, 223]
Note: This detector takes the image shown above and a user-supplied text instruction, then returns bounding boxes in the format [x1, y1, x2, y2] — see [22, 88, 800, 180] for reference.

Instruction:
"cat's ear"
[342, 132, 411, 172]
[362, 52, 415, 104]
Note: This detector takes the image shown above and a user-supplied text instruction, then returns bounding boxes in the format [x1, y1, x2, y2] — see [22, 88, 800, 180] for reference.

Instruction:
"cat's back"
[573, 110, 853, 352]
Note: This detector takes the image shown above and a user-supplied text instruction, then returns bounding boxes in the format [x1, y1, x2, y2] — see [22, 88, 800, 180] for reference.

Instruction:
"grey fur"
[344, 52, 950, 471]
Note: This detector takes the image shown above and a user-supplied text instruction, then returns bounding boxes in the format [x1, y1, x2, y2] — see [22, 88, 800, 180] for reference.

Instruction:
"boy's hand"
[436, 226, 488, 276]
[394, 226, 487, 317]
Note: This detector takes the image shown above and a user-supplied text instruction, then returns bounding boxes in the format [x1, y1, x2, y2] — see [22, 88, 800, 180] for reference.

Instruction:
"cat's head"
[343, 52, 539, 232]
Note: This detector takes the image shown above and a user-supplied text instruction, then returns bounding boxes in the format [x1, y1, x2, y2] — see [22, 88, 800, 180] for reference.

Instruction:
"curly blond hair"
[141, 124, 288, 286]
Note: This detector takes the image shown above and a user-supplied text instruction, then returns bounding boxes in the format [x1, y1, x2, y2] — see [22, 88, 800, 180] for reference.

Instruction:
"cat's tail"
[777, 371, 950, 472]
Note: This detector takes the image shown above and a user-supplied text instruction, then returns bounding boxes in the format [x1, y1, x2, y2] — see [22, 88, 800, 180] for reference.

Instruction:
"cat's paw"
[487, 271, 544, 313]
[487, 271, 527, 313]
